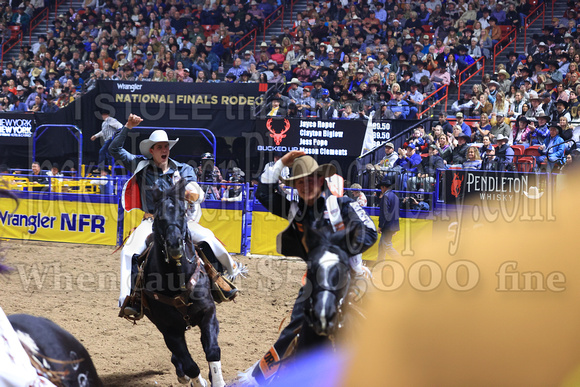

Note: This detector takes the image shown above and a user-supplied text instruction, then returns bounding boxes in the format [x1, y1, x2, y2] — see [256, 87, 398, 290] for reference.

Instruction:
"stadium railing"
[493, 28, 517, 72]
[524, 2, 546, 55]
[416, 83, 449, 119]
[263, 5, 285, 41]
[457, 56, 485, 99]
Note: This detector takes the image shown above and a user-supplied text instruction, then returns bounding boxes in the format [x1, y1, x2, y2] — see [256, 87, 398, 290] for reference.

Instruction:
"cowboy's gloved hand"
[126, 114, 143, 129]
[280, 150, 306, 166]
[185, 190, 199, 203]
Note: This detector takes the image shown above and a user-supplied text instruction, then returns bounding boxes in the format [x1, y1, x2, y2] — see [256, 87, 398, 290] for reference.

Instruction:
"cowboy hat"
[548, 122, 563, 135]
[376, 176, 395, 188]
[139, 130, 179, 158]
[498, 69, 510, 78]
[289, 78, 302, 85]
[495, 134, 509, 142]
[523, 186, 544, 199]
[537, 113, 550, 120]
[281, 156, 336, 187]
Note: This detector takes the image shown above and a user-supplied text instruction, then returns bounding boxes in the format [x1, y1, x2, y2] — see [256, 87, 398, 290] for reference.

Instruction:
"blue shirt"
[460, 122, 472, 137]
[462, 159, 482, 170]
[394, 152, 422, 172]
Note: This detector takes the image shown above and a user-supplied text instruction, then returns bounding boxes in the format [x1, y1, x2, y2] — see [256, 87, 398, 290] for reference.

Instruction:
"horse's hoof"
[190, 375, 208, 387]
[178, 375, 190, 384]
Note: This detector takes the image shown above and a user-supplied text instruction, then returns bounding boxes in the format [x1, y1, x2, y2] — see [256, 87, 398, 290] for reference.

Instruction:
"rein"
[143, 235, 202, 329]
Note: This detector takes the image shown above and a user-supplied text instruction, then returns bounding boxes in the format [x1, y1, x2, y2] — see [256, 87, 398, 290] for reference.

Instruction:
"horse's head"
[303, 223, 351, 337]
[152, 179, 189, 264]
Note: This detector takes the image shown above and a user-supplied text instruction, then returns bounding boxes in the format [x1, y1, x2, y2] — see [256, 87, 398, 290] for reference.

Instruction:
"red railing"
[263, 5, 285, 41]
[28, 7, 50, 45]
[416, 83, 449, 119]
[0, 29, 24, 69]
[236, 28, 258, 54]
[1, 0, 70, 69]
[457, 56, 485, 98]
[493, 28, 516, 71]
[524, 2, 546, 55]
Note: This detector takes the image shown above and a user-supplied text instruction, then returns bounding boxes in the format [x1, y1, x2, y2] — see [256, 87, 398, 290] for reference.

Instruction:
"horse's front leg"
[162, 331, 207, 386]
[199, 310, 225, 387]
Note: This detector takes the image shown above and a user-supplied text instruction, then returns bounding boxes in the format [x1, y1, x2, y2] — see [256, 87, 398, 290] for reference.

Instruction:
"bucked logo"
[116, 83, 143, 92]
[451, 173, 464, 198]
[266, 118, 291, 146]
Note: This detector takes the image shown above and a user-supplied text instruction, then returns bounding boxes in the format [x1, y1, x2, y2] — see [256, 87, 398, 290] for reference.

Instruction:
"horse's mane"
[151, 179, 187, 208]
[304, 221, 349, 259]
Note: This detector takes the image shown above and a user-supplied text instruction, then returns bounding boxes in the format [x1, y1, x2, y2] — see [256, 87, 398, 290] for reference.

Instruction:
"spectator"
[531, 114, 550, 145]
[296, 87, 316, 117]
[89, 167, 114, 195]
[341, 103, 358, 119]
[394, 143, 422, 173]
[472, 113, 492, 142]
[538, 123, 566, 172]
[495, 134, 515, 164]
[525, 91, 545, 118]
[25, 84, 45, 109]
[316, 95, 339, 119]
[376, 142, 399, 170]
[29, 95, 46, 112]
[437, 134, 453, 164]
[30, 161, 47, 184]
[410, 144, 445, 191]
[387, 90, 411, 119]
[463, 146, 482, 170]
[490, 112, 511, 140]
[225, 58, 247, 81]
[350, 183, 367, 207]
[510, 115, 533, 145]
[41, 95, 59, 113]
[455, 112, 472, 136]
[287, 78, 303, 102]
[451, 133, 470, 165]
[481, 145, 502, 170]
[493, 91, 510, 117]
[552, 100, 572, 123]
[240, 50, 256, 69]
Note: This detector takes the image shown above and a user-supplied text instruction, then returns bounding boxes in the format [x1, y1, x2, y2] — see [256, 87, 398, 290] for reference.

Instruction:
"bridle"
[304, 246, 351, 338]
[154, 199, 192, 266]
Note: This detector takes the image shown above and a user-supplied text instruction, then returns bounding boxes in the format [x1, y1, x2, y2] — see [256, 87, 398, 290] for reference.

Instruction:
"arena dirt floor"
[0, 240, 306, 386]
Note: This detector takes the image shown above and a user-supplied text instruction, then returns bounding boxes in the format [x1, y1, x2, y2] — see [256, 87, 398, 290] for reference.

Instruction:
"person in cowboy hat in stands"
[245, 151, 378, 384]
[552, 99, 571, 123]
[109, 114, 246, 317]
[538, 122, 566, 172]
[525, 91, 546, 118]
[497, 69, 512, 94]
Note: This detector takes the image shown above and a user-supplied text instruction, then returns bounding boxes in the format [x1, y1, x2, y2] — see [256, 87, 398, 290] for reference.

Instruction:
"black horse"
[140, 179, 224, 386]
[237, 222, 356, 385]
[298, 224, 353, 351]
[8, 314, 102, 387]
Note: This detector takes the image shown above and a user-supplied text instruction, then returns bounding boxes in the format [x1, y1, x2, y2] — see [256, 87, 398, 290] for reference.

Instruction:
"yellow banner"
[123, 207, 243, 253]
[0, 197, 118, 245]
[250, 211, 433, 260]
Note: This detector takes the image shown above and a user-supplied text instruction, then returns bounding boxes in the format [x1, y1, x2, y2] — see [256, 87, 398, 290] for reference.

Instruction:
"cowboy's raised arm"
[256, 151, 304, 218]
[109, 113, 144, 171]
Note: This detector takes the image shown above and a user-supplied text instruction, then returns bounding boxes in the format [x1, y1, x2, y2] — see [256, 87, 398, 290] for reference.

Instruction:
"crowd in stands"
[0, 0, 547, 116]
[1, 0, 580, 171]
